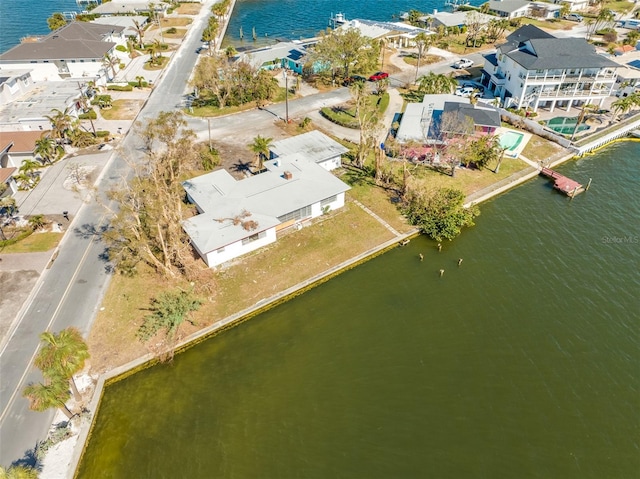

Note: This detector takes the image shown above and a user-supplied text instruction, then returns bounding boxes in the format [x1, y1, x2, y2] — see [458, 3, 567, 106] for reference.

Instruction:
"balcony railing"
[525, 71, 617, 82]
[537, 88, 609, 98]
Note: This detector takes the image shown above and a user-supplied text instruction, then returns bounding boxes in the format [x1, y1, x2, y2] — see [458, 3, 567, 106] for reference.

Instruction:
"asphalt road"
[0, 0, 218, 466]
[0, 1, 350, 466]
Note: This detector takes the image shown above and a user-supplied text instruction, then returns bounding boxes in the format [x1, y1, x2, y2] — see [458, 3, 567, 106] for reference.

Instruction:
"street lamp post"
[283, 69, 289, 124]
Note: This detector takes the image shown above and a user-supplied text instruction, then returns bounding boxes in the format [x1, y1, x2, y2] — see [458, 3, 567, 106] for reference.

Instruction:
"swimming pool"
[499, 130, 524, 151]
[545, 116, 590, 135]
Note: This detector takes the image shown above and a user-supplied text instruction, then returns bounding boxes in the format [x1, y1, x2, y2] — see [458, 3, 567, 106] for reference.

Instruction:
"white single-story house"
[528, 2, 563, 20]
[0, 22, 127, 84]
[0, 167, 18, 196]
[552, 0, 589, 12]
[269, 130, 348, 171]
[485, 0, 531, 19]
[427, 11, 495, 30]
[0, 81, 81, 129]
[0, 130, 49, 170]
[237, 42, 308, 74]
[0, 70, 34, 105]
[338, 19, 433, 48]
[182, 138, 351, 268]
[396, 94, 501, 144]
[90, 0, 169, 16]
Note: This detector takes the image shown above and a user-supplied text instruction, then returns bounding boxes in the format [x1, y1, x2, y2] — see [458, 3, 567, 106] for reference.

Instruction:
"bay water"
[0, 0, 78, 53]
[77, 142, 640, 478]
[223, 0, 485, 48]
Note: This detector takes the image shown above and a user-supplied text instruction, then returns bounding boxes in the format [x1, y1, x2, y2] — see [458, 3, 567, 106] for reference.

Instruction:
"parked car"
[564, 13, 583, 22]
[343, 75, 366, 86]
[369, 71, 389, 81]
[453, 58, 474, 69]
[455, 86, 481, 98]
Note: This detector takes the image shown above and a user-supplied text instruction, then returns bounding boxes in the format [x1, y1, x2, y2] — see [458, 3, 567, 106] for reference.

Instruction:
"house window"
[217, 247, 225, 254]
[241, 231, 267, 246]
[277, 205, 312, 223]
[321, 195, 337, 207]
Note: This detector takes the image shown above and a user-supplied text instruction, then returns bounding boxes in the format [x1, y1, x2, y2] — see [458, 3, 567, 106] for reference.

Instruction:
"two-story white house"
[0, 22, 127, 84]
[481, 25, 619, 112]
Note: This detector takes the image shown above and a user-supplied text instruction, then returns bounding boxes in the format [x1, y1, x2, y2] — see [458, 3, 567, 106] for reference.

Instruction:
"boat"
[630, 130, 640, 138]
[329, 13, 347, 29]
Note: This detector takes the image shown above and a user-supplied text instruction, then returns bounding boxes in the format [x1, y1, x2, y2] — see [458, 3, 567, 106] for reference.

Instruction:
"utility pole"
[283, 70, 289, 124]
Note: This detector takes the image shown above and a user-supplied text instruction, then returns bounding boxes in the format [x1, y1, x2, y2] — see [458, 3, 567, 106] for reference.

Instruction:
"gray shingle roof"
[443, 102, 501, 128]
[0, 22, 122, 61]
[507, 38, 620, 70]
[487, 0, 530, 14]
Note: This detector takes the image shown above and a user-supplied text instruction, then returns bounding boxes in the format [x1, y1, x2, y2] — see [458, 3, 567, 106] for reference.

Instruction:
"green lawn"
[1, 231, 62, 253]
[320, 93, 390, 129]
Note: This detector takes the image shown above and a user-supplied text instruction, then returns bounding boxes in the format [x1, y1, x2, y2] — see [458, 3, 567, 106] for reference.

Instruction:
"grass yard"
[320, 93, 390, 129]
[159, 17, 192, 27]
[405, 156, 530, 196]
[520, 18, 576, 30]
[0, 231, 62, 253]
[521, 134, 568, 162]
[401, 53, 444, 67]
[164, 28, 187, 39]
[99, 100, 144, 120]
[601, 0, 635, 13]
[87, 201, 395, 373]
[190, 87, 294, 117]
[176, 2, 202, 14]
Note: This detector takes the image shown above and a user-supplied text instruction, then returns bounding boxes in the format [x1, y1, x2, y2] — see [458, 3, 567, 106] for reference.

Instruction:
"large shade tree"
[103, 111, 201, 278]
[405, 187, 479, 242]
[311, 27, 379, 82]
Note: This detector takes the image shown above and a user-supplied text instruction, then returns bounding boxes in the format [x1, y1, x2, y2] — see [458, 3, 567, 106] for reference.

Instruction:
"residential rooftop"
[183, 156, 350, 254]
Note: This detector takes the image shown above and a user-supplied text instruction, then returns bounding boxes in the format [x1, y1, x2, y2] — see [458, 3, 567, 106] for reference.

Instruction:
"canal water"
[77, 142, 639, 478]
[222, 0, 485, 48]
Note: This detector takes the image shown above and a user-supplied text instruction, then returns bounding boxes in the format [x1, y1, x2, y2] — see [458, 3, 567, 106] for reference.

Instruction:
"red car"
[369, 71, 389, 81]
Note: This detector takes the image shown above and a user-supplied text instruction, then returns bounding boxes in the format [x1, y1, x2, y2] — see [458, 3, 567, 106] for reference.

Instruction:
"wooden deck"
[540, 167, 584, 197]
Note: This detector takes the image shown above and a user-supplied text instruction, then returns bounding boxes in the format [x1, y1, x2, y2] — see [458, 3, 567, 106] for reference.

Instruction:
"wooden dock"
[540, 167, 584, 197]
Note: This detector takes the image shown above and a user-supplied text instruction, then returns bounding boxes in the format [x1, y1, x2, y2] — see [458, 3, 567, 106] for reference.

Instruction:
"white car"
[455, 86, 481, 98]
[564, 13, 583, 22]
[453, 58, 474, 69]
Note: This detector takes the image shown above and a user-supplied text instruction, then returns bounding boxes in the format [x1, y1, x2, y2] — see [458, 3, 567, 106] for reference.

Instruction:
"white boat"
[329, 13, 347, 29]
[630, 130, 640, 138]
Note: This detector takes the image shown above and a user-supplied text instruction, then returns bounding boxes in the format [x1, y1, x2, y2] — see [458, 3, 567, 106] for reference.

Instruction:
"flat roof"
[0, 82, 80, 124]
[183, 155, 350, 253]
[270, 130, 349, 164]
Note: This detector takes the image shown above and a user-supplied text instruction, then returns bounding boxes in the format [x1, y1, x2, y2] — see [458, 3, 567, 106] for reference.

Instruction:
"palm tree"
[136, 75, 145, 88]
[611, 96, 634, 120]
[103, 53, 119, 80]
[225, 46, 237, 61]
[378, 37, 387, 71]
[44, 107, 73, 144]
[34, 328, 90, 403]
[34, 136, 58, 164]
[570, 103, 597, 140]
[22, 379, 73, 419]
[132, 19, 145, 48]
[413, 32, 432, 84]
[417, 72, 458, 94]
[248, 135, 272, 170]
[0, 464, 39, 479]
